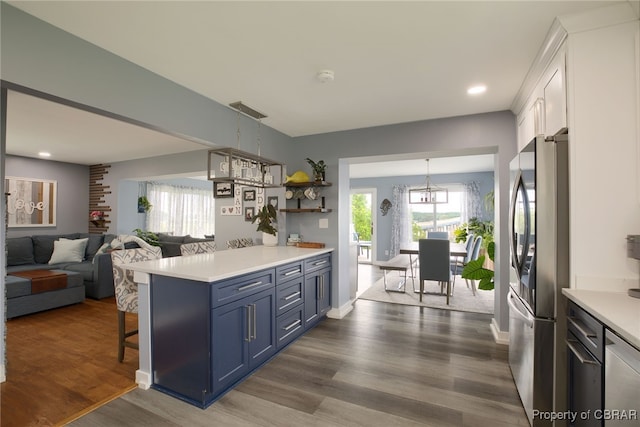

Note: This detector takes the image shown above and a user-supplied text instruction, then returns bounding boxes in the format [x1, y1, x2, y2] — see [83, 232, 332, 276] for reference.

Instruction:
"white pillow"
[48, 238, 89, 264]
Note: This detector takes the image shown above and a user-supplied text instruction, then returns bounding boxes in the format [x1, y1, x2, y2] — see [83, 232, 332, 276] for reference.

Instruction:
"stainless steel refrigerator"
[508, 129, 569, 426]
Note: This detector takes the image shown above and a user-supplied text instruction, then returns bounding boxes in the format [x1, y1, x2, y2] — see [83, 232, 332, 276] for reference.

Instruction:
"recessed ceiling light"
[467, 85, 487, 95]
[38, 151, 51, 157]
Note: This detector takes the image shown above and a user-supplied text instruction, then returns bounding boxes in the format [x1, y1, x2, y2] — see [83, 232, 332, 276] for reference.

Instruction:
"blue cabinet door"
[248, 288, 276, 367]
[304, 267, 331, 329]
[211, 296, 250, 393]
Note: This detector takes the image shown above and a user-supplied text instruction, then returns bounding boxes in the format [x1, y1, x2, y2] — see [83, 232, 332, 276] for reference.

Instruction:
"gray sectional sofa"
[156, 233, 215, 257]
[6, 233, 120, 301]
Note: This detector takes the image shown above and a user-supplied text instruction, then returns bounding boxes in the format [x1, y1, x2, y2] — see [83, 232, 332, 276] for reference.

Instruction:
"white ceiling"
[4, 1, 621, 172]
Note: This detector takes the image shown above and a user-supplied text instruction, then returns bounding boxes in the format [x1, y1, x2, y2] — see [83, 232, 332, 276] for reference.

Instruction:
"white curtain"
[462, 181, 482, 222]
[390, 185, 412, 257]
[145, 182, 215, 237]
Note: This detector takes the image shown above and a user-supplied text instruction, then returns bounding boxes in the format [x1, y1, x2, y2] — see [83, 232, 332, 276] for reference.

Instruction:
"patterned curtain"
[462, 181, 482, 222]
[390, 185, 412, 258]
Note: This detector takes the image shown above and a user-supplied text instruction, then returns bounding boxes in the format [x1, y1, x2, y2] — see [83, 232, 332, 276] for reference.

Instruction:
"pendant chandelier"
[409, 159, 448, 204]
[207, 101, 284, 189]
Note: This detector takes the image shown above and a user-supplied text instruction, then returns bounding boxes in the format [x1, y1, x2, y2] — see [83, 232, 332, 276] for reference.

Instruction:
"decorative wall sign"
[5, 177, 57, 227]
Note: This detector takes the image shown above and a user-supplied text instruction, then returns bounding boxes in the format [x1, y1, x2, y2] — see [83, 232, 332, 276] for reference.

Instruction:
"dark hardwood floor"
[1, 297, 138, 427]
[69, 299, 528, 426]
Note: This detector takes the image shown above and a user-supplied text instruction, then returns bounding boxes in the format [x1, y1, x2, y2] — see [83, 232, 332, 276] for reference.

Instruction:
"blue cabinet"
[211, 287, 275, 394]
[304, 254, 332, 329]
[150, 252, 331, 408]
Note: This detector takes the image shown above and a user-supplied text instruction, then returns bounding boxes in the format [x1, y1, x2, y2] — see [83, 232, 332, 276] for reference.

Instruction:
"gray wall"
[5, 155, 89, 238]
[351, 171, 494, 262]
[0, 3, 517, 378]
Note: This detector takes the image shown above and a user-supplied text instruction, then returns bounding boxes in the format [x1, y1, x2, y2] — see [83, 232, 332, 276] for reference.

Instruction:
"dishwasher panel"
[604, 330, 640, 426]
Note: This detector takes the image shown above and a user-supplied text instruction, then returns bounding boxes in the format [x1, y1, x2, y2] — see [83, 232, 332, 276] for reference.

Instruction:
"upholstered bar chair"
[180, 241, 217, 256]
[110, 246, 162, 362]
[226, 238, 254, 249]
[450, 233, 475, 291]
[418, 238, 452, 304]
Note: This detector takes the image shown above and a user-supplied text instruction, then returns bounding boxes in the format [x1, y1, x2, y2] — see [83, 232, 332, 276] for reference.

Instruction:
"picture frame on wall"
[214, 182, 234, 198]
[267, 196, 279, 210]
[244, 207, 255, 221]
[243, 189, 256, 201]
[5, 177, 57, 227]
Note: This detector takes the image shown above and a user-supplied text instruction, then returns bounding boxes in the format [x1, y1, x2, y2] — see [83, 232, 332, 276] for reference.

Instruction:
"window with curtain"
[145, 182, 215, 237]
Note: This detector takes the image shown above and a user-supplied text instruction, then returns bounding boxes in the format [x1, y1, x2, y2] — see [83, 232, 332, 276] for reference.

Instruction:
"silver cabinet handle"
[238, 280, 263, 291]
[283, 319, 301, 331]
[251, 304, 257, 340]
[567, 338, 598, 365]
[284, 291, 301, 301]
[245, 305, 251, 342]
[284, 269, 301, 276]
[568, 316, 597, 339]
[313, 260, 328, 266]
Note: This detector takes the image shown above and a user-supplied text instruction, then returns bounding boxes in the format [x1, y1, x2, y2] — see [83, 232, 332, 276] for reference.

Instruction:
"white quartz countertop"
[562, 289, 640, 349]
[124, 245, 334, 283]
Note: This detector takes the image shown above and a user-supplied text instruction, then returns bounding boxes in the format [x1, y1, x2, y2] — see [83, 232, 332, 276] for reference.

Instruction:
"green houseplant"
[137, 196, 152, 213]
[305, 158, 326, 182]
[252, 204, 278, 246]
[461, 241, 495, 290]
[132, 228, 161, 246]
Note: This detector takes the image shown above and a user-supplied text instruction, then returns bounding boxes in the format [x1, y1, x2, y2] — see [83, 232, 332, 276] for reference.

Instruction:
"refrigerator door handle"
[508, 289, 534, 328]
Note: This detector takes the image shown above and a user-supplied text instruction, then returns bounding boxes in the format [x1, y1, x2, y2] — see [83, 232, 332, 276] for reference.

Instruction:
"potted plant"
[252, 204, 278, 246]
[305, 158, 326, 182]
[137, 196, 152, 213]
[132, 228, 161, 246]
[461, 241, 495, 290]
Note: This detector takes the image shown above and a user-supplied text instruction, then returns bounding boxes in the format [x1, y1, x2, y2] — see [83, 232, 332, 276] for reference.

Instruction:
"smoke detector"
[316, 69, 335, 83]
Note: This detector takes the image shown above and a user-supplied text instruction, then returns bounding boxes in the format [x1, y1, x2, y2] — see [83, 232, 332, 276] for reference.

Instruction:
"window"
[145, 182, 215, 237]
[410, 186, 463, 241]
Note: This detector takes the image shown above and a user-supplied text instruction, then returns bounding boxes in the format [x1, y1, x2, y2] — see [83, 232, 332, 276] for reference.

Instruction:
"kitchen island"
[124, 245, 333, 407]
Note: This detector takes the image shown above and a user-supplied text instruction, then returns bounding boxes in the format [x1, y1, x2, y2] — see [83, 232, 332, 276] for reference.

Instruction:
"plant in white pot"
[252, 204, 278, 246]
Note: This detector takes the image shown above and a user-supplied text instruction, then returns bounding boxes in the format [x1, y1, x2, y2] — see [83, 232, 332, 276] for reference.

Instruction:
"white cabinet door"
[543, 47, 567, 136]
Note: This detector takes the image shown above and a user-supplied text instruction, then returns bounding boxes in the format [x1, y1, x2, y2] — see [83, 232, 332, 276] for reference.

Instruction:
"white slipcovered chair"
[110, 245, 162, 362]
[180, 241, 217, 256]
[226, 237, 254, 249]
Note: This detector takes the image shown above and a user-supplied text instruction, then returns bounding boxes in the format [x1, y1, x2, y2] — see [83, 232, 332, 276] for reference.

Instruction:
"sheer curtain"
[145, 182, 215, 237]
[390, 185, 412, 257]
[462, 181, 482, 222]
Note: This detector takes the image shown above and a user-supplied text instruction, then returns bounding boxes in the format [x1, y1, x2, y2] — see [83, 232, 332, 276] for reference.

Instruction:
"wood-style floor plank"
[1, 298, 138, 427]
[69, 299, 528, 426]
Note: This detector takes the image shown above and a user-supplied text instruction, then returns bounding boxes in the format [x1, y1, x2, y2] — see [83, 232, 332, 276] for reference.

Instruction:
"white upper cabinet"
[542, 47, 567, 136]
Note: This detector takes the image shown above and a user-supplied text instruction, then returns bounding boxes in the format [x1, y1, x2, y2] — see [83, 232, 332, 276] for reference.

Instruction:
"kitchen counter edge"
[562, 289, 640, 350]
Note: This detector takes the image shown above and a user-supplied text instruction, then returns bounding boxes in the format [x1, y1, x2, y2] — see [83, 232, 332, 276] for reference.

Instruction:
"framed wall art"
[214, 182, 234, 198]
[5, 177, 57, 227]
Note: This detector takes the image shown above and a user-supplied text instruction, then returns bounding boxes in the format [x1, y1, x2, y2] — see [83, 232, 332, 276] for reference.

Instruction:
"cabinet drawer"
[276, 278, 303, 315]
[568, 301, 604, 362]
[276, 261, 303, 284]
[304, 253, 331, 274]
[211, 269, 274, 307]
[276, 306, 304, 349]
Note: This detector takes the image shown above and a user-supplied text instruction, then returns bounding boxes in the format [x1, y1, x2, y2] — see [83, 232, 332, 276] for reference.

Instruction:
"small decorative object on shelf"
[284, 170, 310, 184]
[90, 210, 103, 221]
[305, 158, 326, 182]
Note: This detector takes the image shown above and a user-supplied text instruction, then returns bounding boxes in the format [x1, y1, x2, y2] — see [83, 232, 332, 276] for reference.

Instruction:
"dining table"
[399, 241, 467, 292]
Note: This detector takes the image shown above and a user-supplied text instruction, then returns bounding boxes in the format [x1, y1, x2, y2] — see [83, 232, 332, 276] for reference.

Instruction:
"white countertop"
[124, 245, 334, 283]
[562, 289, 640, 349]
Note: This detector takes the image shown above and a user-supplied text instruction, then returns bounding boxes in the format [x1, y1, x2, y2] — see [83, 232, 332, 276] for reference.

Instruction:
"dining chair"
[180, 241, 217, 256]
[110, 246, 162, 362]
[450, 233, 475, 292]
[463, 235, 483, 296]
[418, 238, 452, 304]
[427, 231, 449, 240]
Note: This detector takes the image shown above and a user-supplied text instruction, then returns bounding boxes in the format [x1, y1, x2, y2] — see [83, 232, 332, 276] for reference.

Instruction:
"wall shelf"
[284, 181, 332, 188]
[283, 181, 332, 213]
[280, 208, 332, 213]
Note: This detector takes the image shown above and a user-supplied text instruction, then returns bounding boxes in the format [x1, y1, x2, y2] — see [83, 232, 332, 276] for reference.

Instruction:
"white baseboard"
[135, 369, 152, 390]
[491, 318, 509, 345]
[0, 363, 5, 383]
[327, 300, 354, 319]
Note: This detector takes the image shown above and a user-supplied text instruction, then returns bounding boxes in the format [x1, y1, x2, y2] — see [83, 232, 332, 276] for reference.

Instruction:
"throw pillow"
[48, 238, 89, 264]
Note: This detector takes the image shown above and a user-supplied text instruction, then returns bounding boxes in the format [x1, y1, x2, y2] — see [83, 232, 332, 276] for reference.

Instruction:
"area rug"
[358, 273, 495, 314]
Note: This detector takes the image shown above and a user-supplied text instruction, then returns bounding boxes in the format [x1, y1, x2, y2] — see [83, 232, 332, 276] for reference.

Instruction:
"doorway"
[351, 188, 376, 296]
